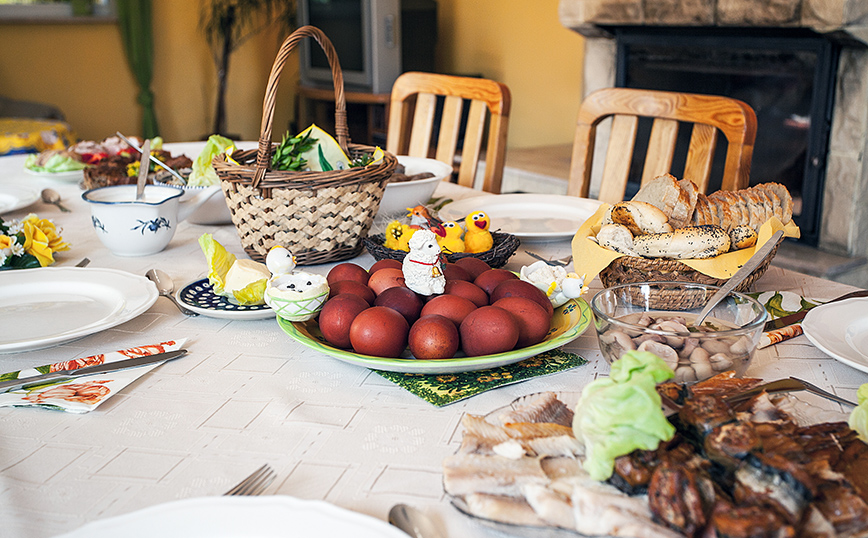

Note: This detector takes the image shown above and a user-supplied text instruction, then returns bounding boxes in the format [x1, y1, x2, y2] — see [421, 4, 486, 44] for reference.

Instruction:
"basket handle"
[253, 25, 350, 187]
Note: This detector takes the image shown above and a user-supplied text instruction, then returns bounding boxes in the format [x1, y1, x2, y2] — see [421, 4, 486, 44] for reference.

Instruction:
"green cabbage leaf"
[848, 384, 868, 442]
[572, 351, 676, 481]
[187, 134, 233, 186]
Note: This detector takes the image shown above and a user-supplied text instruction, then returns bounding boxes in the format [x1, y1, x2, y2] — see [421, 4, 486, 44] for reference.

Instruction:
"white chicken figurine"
[402, 229, 446, 296]
[519, 260, 588, 307]
[263, 246, 330, 321]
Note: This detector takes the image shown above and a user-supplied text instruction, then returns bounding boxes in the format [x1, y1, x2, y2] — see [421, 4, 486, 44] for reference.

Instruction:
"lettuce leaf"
[25, 153, 87, 173]
[849, 384, 868, 442]
[198, 233, 236, 295]
[573, 351, 676, 481]
[187, 134, 233, 186]
[231, 279, 268, 306]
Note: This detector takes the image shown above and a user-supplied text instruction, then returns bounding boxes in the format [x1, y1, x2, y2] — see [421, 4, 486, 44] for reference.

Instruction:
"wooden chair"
[386, 72, 511, 193]
[567, 87, 757, 203]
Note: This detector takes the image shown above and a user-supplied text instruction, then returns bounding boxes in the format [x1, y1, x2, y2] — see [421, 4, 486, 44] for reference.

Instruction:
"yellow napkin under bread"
[572, 204, 801, 282]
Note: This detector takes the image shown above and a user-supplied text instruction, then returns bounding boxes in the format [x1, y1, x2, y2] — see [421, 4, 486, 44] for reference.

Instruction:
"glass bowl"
[590, 282, 768, 383]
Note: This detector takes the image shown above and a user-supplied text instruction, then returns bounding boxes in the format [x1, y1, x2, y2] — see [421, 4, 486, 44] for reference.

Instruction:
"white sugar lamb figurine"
[402, 229, 446, 296]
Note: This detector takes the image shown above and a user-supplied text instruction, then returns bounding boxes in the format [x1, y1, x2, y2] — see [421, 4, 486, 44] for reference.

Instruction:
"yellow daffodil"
[0, 235, 13, 250]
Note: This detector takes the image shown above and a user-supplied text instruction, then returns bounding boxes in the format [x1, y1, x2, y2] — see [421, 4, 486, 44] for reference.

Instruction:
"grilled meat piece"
[648, 461, 716, 538]
[710, 500, 795, 538]
[813, 480, 868, 535]
[689, 371, 765, 398]
[678, 394, 735, 442]
[704, 421, 761, 470]
[734, 453, 814, 525]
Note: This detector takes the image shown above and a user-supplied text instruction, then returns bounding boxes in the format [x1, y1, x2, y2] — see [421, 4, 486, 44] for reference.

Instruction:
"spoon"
[145, 269, 199, 316]
[388, 504, 445, 538]
[694, 229, 785, 326]
[41, 189, 70, 212]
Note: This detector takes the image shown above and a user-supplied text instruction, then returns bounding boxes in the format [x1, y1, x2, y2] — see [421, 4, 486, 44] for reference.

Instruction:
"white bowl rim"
[81, 183, 183, 206]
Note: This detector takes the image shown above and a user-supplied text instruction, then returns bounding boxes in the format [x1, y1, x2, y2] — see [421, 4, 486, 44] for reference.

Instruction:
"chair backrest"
[567, 87, 757, 203]
[386, 72, 511, 193]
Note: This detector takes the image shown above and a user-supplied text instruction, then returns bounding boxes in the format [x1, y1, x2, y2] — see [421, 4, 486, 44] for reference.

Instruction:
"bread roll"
[610, 201, 673, 236]
[633, 225, 731, 259]
[632, 174, 688, 222]
[729, 225, 757, 250]
[596, 224, 639, 256]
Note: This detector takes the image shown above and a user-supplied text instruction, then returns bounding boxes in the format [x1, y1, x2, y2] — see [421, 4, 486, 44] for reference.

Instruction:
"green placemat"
[375, 349, 587, 406]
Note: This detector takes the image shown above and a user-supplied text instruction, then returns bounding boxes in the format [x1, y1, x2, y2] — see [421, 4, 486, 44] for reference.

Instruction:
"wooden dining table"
[1, 149, 866, 538]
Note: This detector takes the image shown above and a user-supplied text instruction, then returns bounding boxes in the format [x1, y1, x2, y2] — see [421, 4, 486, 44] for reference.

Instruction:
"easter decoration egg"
[263, 246, 329, 321]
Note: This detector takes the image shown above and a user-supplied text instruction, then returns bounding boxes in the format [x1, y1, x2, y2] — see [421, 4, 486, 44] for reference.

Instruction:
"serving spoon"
[694, 229, 784, 326]
[145, 269, 199, 316]
[41, 188, 70, 212]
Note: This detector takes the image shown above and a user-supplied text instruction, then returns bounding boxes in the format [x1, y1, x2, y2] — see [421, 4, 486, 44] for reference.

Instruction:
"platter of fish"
[443, 375, 868, 538]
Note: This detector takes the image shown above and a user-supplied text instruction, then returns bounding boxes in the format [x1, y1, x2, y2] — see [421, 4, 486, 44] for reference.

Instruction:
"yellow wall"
[0, 0, 582, 149]
[437, 0, 584, 148]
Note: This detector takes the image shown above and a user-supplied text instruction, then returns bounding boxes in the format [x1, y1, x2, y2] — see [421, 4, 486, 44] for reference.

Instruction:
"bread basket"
[599, 234, 783, 296]
[213, 26, 397, 265]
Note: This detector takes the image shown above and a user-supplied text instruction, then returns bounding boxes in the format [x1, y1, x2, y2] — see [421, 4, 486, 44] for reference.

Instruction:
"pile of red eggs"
[319, 257, 555, 359]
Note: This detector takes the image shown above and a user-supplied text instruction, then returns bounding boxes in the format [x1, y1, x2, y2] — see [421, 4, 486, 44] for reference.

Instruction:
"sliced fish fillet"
[498, 391, 575, 427]
[443, 453, 549, 497]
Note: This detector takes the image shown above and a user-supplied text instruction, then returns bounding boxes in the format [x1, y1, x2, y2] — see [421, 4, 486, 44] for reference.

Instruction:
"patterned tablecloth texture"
[1, 154, 866, 538]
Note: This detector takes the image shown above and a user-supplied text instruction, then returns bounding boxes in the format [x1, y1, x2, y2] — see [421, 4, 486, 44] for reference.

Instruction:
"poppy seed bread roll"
[633, 225, 731, 259]
[610, 201, 673, 236]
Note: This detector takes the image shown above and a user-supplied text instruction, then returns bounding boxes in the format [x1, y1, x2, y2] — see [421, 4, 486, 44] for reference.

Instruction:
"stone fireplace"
[558, 0, 868, 284]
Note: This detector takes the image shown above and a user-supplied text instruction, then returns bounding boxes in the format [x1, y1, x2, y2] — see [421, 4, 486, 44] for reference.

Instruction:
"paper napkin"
[375, 349, 588, 407]
[0, 339, 187, 413]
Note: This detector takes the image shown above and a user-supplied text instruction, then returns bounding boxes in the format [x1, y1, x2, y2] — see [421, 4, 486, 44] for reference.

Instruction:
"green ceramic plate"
[277, 298, 592, 374]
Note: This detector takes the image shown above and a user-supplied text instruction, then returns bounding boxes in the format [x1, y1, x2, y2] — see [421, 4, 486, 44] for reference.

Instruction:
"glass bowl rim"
[590, 281, 768, 337]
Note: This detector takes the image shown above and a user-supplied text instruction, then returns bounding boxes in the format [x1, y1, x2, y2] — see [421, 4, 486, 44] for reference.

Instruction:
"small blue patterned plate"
[176, 279, 275, 320]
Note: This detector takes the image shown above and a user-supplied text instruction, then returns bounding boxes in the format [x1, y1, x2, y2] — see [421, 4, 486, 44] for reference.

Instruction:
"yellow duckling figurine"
[384, 220, 414, 251]
[437, 220, 465, 253]
[464, 211, 493, 253]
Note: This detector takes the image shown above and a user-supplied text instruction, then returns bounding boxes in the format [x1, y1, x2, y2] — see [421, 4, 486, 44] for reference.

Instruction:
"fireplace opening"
[611, 27, 839, 246]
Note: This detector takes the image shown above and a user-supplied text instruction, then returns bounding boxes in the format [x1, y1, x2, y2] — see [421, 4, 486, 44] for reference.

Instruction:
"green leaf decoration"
[317, 145, 333, 171]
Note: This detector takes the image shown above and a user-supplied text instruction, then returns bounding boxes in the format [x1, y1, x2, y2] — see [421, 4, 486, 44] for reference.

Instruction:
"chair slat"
[598, 114, 638, 203]
[434, 95, 463, 166]
[640, 118, 678, 186]
[456, 100, 487, 189]
[683, 123, 718, 192]
[407, 93, 437, 157]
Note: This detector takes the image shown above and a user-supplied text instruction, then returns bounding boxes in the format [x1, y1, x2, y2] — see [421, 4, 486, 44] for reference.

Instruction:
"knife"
[0, 349, 188, 393]
[763, 289, 868, 332]
[116, 131, 188, 184]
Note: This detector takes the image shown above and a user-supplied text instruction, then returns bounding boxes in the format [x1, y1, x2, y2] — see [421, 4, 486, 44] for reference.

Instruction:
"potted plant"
[200, 0, 296, 137]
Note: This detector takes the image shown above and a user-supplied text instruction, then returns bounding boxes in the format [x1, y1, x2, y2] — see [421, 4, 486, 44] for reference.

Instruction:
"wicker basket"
[213, 26, 397, 265]
[363, 232, 520, 269]
[599, 235, 783, 294]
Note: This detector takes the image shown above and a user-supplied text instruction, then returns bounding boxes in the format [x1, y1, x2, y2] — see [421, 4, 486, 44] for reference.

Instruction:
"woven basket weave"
[213, 26, 397, 265]
[363, 232, 520, 269]
[599, 235, 783, 296]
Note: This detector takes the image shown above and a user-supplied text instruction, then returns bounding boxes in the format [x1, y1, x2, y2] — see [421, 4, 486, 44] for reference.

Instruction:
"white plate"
[845, 317, 868, 360]
[23, 167, 84, 182]
[0, 267, 158, 353]
[803, 297, 868, 373]
[0, 184, 39, 214]
[176, 278, 275, 320]
[57, 495, 408, 538]
[438, 194, 604, 242]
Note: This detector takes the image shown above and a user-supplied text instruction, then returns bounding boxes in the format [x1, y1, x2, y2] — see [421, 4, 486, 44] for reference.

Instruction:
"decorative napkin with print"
[375, 349, 587, 407]
[0, 339, 186, 413]
[749, 291, 821, 348]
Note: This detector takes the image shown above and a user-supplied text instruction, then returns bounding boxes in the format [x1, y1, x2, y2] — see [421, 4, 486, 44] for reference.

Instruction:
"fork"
[524, 251, 572, 267]
[223, 463, 276, 496]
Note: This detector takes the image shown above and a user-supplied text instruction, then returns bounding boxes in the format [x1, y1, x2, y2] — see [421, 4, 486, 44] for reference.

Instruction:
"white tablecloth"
[1, 151, 866, 538]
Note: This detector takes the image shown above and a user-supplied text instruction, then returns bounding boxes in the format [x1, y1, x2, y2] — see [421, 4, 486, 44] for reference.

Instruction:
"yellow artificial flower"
[21, 214, 70, 253]
[0, 235, 13, 250]
[21, 221, 54, 266]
